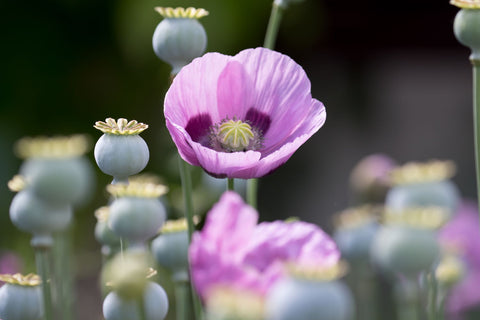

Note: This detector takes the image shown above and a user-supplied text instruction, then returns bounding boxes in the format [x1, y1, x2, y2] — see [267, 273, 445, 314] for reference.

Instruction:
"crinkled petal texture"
[164, 47, 326, 179]
[189, 191, 340, 300]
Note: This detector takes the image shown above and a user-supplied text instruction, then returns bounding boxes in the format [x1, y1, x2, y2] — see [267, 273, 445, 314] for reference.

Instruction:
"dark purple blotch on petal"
[245, 108, 271, 134]
[185, 113, 213, 145]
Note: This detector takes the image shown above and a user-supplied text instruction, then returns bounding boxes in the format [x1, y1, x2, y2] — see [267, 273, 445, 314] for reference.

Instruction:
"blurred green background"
[0, 0, 474, 318]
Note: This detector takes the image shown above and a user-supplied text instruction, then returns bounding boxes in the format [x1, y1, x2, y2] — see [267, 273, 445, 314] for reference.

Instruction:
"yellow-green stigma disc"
[218, 120, 255, 152]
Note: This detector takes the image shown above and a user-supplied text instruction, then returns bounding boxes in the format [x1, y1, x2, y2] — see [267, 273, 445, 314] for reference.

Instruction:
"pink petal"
[216, 61, 254, 120]
[165, 52, 231, 126]
[233, 48, 325, 149]
[189, 141, 261, 178]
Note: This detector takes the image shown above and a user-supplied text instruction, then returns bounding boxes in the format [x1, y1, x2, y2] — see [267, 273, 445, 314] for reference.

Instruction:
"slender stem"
[427, 271, 438, 320]
[473, 62, 480, 219]
[178, 157, 195, 242]
[175, 281, 192, 320]
[264, 2, 285, 50]
[227, 178, 235, 191]
[138, 295, 147, 320]
[395, 279, 422, 320]
[35, 247, 54, 320]
[246, 179, 258, 208]
[245, 2, 285, 208]
[177, 156, 203, 320]
[53, 230, 74, 320]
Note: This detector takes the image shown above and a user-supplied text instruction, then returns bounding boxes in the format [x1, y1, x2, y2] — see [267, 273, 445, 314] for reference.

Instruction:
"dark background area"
[0, 0, 474, 318]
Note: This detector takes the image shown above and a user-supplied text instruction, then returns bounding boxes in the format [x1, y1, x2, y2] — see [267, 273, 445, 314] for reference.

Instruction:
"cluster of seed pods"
[93, 118, 178, 320]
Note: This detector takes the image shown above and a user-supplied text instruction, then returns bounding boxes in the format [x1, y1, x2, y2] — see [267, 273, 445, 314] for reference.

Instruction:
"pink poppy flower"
[439, 200, 480, 317]
[189, 191, 340, 299]
[164, 47, 326, 179]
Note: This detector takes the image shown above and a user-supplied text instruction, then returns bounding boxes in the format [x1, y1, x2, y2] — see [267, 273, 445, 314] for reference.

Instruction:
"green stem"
[473, 62, 480, 219]
[245, 2, 285, 209]
[35, 247, 54, 320]
[138, 295, 147, 320]
[53, 230, 74, 320]
[178, 157, 195, 242]
[227, 178, 235, 191]
[177, 156, 203, 320]
[175, 281, 192, 320]
[427, 272, 438, 320]
[246, 179, 258, 208]
[395, 279, 422, 320]
[263, 2, 285, 50]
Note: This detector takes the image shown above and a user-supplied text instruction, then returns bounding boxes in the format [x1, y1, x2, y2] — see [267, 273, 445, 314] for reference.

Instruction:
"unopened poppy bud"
[152, 7, 208, 75]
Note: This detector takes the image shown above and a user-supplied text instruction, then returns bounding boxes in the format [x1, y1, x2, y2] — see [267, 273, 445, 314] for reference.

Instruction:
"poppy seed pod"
[107, 183, 168, 248]
[9, 189, 73, 247]
[387, 160, 460, 217]
[152, 220, 189, 281]
[94, 207, 121, 256]
[15, 135, 94, 206]
[332, 206, 381, 261]
[152, 7, 208, 75]
[453, 2, 480, 61]
[0, 274, 43, 320]
[21, 157, 93, 206]
[265, 277, 354, 320]
[94, 118, 149, 185]
[103, 282, 169, 320]
[386, 181, 460, 217]
[370, 226, 440, 277]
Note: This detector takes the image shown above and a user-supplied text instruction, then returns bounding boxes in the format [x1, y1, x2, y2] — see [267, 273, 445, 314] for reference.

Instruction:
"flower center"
[219, 120, 254, 150]
[210, 118, 263, 152]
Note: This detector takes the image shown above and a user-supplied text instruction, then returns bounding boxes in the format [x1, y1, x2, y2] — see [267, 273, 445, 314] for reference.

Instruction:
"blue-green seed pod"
[386, 180, 460, 217]
[334, 221, 378, 261]
[152, 7, 208, 75]
[0, 275, 43, 320]
[151, 223, 189, 281]
[370, 226, 440, 277]
[109, 197, 166, 247]
[14, 135, 94, 206]
[9, 189, 72, 247]
[266, 278, 354, 320]
[103, 282, 169, 320]
[454, 8, 480, 61]
[94, 118, 149, 184]
[95, 207, 121, 256]
[107, 183, 168, 248]
[332, 206, 381, 261]
[21, 157, 94, 206]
